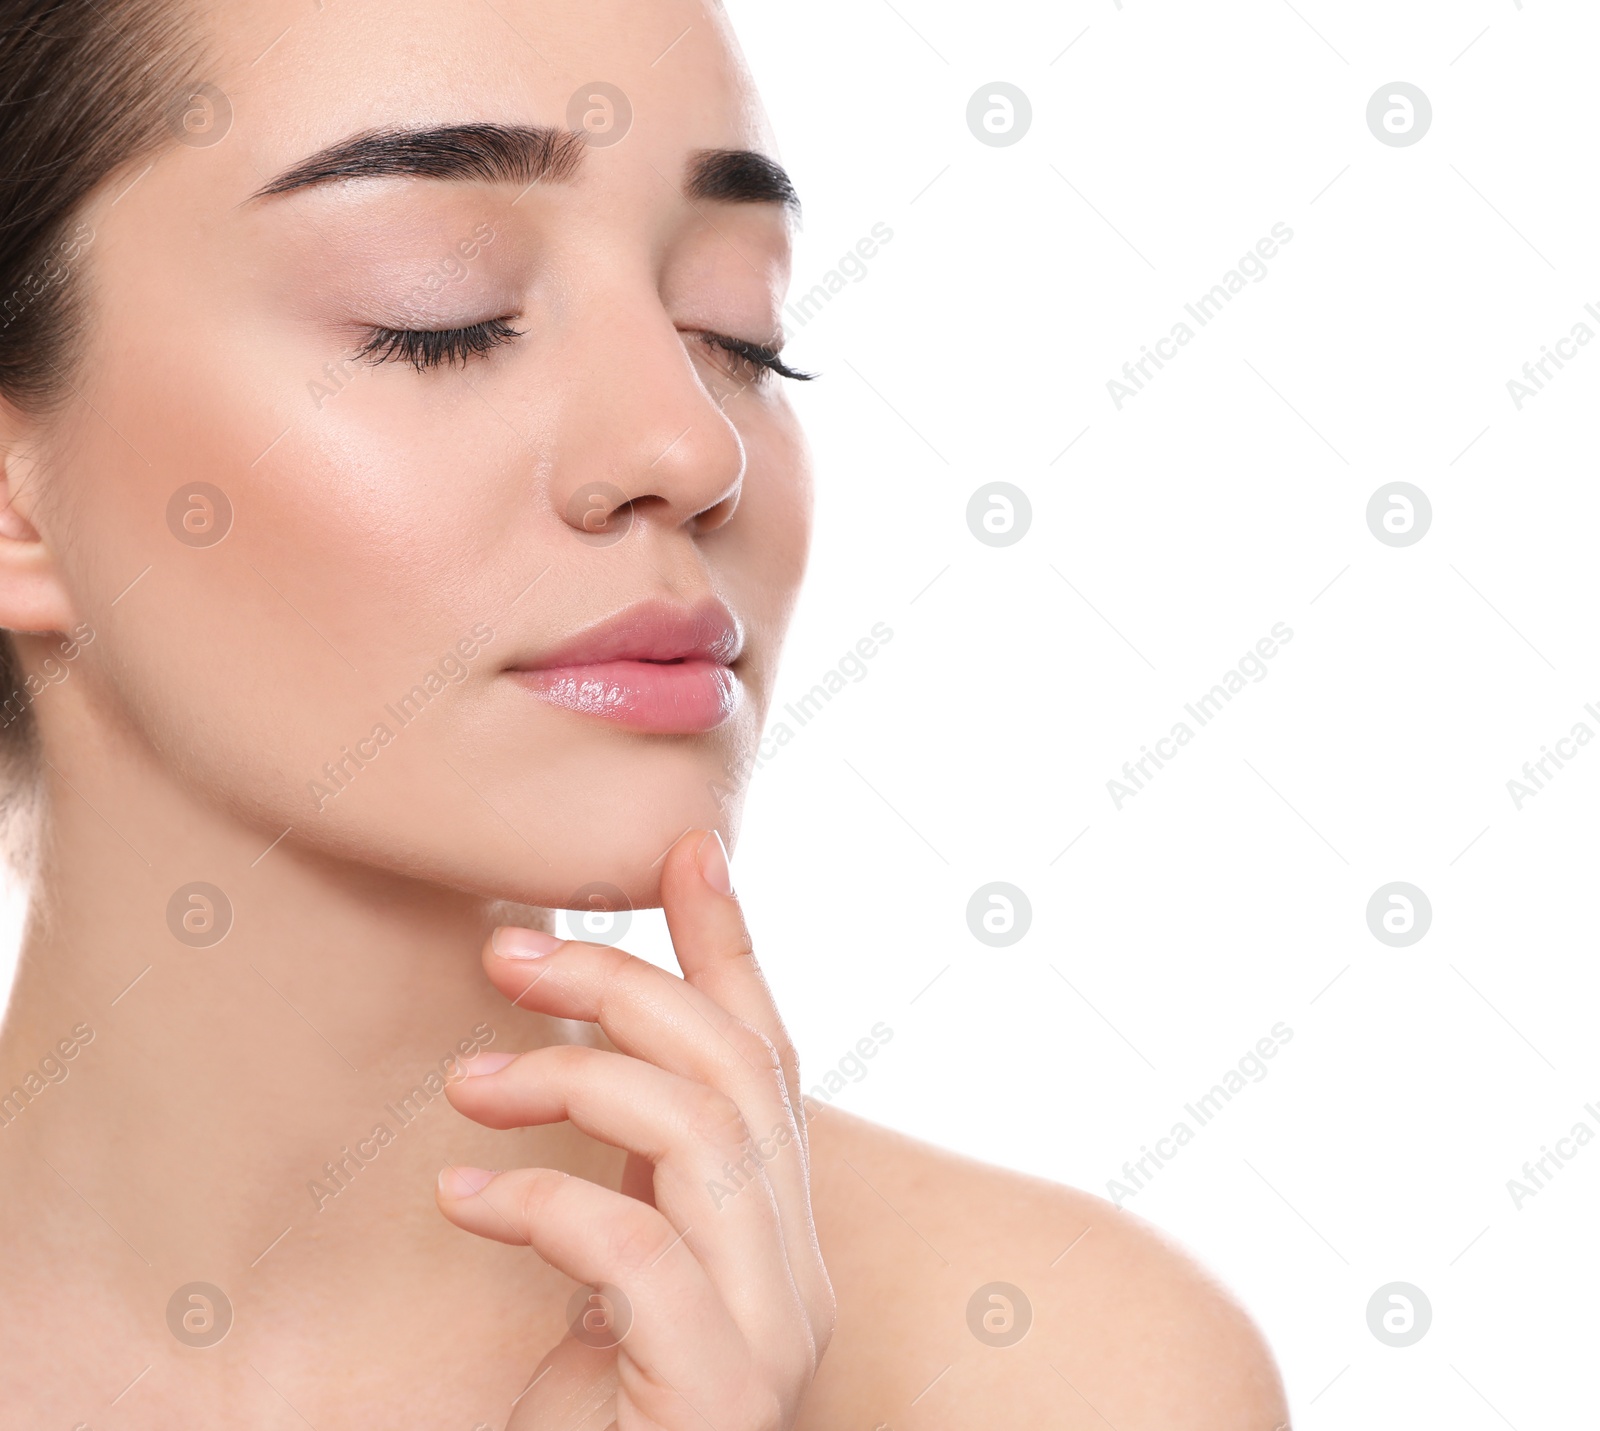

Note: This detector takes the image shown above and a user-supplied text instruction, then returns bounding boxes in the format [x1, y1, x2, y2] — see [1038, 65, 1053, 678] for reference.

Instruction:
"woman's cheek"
[51, 356, 502, 820]
[731, 400, 813, 600]
[242, 379, 527, 640]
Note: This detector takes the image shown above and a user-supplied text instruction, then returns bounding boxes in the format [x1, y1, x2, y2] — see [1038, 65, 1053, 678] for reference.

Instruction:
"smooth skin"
[438, 828, 830, 1429]
[0, 0, 1290, 1425]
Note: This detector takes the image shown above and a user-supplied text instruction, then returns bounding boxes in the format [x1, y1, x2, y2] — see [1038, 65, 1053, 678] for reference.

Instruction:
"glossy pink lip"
[508, 599, 743, 735]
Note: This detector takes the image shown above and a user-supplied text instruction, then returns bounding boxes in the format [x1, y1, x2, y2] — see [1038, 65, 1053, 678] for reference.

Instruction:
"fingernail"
[438, 1164, 497, 1197]
[697, 829, 734, 896]
[492, 926, 563, 959]
[459, 1050, 517, 1078]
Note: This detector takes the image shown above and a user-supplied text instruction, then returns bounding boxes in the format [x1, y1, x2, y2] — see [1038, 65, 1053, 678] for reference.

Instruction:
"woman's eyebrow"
[249, 122, 802, 217]
[250, 123, 587, 199]
[685, 148, 801, 218]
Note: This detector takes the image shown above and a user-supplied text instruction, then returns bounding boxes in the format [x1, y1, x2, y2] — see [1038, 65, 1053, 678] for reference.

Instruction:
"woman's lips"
[514, 659, 740, 734]
[508, 598, 744, 734]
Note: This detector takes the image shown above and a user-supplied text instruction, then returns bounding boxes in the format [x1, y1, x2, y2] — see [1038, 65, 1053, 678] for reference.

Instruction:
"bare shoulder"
[798, 1107, 1290, 1431]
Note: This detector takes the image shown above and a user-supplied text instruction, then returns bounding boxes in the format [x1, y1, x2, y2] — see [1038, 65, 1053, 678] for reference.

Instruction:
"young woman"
[0, 0, 1290, 1425]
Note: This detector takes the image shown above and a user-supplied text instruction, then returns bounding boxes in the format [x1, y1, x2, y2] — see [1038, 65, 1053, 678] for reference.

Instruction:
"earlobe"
[0, 407, 77, 635]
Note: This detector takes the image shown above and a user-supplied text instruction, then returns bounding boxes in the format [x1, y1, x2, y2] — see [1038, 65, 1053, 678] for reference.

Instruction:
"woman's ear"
[0, 399, 77, 635]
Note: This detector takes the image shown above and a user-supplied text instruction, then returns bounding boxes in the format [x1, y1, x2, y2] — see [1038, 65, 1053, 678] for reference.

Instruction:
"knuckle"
[604, 1207, 676, 1277]
[543, 1042, 595, 1079]
[513, 1167, 569, 1236]
[774, 1036, 802, 1087]
[751, 1027, 785, 1073]
[595, 948, 661, 1020]
[687, 1085, 750, 1150]
[724, 1019, 783, 1077]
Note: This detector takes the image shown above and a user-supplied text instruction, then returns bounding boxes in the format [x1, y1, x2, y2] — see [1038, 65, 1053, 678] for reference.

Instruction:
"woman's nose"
[546, 297, 746, 543]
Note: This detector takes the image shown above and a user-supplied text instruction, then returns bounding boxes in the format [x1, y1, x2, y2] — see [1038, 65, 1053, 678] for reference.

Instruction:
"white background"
[7, 0, 1599, 1424]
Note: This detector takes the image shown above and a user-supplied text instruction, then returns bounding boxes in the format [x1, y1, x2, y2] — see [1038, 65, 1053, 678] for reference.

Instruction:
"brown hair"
[0, 0, 207, 869]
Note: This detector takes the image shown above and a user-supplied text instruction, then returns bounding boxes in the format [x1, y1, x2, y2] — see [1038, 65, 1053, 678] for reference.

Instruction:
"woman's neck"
[0, 729, 614, 1308]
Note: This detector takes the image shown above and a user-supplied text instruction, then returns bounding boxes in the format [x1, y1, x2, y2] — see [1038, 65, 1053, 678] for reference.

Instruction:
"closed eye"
[693, 331, 817, 384]
[354, 317, 523, 371]
[349, 318, 818, 383]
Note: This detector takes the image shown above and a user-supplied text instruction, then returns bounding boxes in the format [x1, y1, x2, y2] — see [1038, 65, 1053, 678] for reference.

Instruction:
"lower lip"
[512, 659, 741, 734]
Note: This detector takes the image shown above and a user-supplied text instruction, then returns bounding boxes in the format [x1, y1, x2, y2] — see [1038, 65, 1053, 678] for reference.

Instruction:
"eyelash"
[353, 318, 818, 383]
[695, 332, 818, 385]
[354, 318, 523, 371]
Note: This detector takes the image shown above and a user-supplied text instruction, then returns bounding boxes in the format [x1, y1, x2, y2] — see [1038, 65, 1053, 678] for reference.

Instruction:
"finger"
[657, 832, 836, 1334]
[660, 829, 809, 1156]
[619, 1149, 655, 1206]
[482, 934, 794, 1149]
[447, 1044, 802, 1345]
[437, 1165, 798, 1425]
[480, 933, 828, 1333]
[504, 1338, 618, 1431]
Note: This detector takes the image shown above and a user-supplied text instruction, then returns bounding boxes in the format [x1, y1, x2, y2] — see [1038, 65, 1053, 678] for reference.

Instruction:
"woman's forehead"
[204, 0, 773, 150]
[145, 0, 785, 228]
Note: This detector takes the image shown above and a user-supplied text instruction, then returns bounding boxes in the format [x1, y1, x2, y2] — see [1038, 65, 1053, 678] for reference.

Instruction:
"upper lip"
[513, 597, 743, 670]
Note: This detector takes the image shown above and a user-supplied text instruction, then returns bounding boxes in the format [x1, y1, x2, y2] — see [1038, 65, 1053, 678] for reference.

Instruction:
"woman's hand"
[436, 829, 835, 1431]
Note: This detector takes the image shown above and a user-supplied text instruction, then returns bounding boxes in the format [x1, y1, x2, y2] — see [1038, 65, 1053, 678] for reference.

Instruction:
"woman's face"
[25, 0, 811, 908]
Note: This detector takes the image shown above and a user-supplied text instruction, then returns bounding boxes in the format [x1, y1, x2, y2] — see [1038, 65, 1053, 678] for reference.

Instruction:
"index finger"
[659, 828, 808, 1149]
